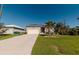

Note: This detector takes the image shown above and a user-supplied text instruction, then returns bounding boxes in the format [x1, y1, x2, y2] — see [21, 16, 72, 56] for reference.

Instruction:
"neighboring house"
[1, 25, 25, 34]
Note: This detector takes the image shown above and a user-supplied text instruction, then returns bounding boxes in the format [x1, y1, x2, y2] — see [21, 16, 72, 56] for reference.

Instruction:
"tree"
[73, 26, 79, 35]
[0, 23, 4, 29]
[45, 20, 55, 36]
[55, 22, 69, 35]
[0, 23, 5, 35]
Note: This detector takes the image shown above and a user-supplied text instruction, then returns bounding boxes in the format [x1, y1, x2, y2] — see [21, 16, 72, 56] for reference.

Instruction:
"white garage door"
[26, 27, 40, 34]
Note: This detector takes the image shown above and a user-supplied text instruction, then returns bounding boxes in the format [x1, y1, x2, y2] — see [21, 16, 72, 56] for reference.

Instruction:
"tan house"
[26, 24, 55, 34]
[26, 24, 41, 34]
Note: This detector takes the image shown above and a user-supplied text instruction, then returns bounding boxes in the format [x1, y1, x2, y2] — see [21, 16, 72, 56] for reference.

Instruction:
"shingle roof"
[26, 24, 41, 27]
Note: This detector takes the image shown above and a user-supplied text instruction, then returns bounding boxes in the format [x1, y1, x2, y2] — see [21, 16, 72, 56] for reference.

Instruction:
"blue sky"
[1, 4, 79, 28]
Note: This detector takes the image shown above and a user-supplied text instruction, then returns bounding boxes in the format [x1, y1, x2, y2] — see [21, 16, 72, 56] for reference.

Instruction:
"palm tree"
[0, 23, 4, 29]
[45, 20, 55, 36]
[55, 23, 63, 34]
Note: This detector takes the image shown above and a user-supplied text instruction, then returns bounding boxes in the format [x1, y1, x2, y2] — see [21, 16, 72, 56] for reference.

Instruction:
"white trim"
[5, 25, 24, 29]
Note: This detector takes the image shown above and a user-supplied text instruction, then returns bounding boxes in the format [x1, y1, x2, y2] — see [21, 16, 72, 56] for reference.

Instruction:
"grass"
[32, 35, 79, 55]
[0, 34, 17, 40]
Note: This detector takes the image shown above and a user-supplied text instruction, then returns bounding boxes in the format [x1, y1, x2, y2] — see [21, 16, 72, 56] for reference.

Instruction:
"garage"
[26, 27, 41, 34]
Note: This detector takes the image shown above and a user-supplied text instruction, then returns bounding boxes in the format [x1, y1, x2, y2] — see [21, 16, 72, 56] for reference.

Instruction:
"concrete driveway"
[0, 34, 38, 55]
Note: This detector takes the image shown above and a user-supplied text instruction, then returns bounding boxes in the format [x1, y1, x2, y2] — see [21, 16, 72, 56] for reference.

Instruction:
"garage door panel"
[26, 27, 40, 34]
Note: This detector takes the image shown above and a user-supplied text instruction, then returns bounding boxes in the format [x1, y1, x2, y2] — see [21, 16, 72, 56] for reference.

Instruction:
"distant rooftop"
[26, 24, 41, 27]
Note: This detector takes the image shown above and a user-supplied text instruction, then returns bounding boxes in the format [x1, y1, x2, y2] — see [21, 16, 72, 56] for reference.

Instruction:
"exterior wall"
[3, 28, 14, 34]
[3, 27, 25, 34]
[26, 27, 41, 34]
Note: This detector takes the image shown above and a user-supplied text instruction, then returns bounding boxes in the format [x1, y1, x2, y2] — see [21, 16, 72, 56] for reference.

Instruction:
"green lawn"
[0, 34, 17, 40]
[32, 35, 79, 55]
